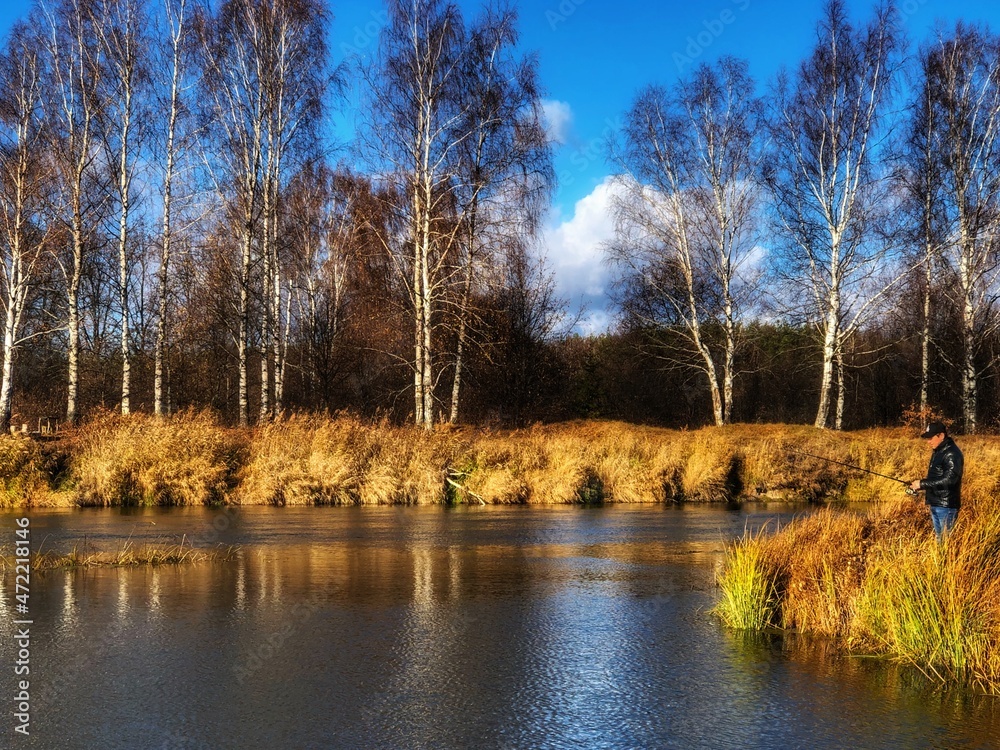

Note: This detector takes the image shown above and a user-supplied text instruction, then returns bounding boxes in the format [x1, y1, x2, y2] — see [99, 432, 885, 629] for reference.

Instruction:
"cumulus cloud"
[541, 99, 574, 145]
[542, 176, 622, 334]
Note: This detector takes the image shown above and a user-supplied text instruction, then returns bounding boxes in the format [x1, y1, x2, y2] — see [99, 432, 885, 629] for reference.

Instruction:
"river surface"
[1, 504, 998, 749]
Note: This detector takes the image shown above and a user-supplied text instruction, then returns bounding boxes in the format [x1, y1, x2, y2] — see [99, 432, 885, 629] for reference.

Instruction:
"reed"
[0, 540, 236, 569]
[716, 491, 1000, 691]
[3, 415, 998, 508]
[70, 409, 244, 506]
[715, 528, 781, 630]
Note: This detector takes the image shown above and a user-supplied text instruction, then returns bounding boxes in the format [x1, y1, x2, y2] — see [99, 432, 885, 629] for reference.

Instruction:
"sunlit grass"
[717, 495, 1000, 692]
[0, 540, 237, 569]
[714, 528, 781, 630]
[69, 409, 244, 506]
[3, 415, 999, 512]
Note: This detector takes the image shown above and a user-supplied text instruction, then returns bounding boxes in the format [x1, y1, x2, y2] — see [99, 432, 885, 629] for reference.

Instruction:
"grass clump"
[0, 539, 236, 569]
[0, 436, 53, 506]
[715, 530, 781, 630]
[716, 497, 1000, 692]
[70, 409, 243, 506]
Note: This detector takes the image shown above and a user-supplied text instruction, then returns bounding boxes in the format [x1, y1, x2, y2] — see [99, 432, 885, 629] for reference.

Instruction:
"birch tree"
[446, 4, 552, 424]
[198, 0, 267, 427]
[765, 0, 903, 429]
[609, 58, 763, 426]
[95, 0, 148, 415]
[0, 22, 51, 432]
[898, 41, 947, 417]
[365, 0, 468, 429]
[919, 24, 1000, 433]
[41, 0, 106, 425]
[151, 0, 195, 416]
[257, 0, 328, 420]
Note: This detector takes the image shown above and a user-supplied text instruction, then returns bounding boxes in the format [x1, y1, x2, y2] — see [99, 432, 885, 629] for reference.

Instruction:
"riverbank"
[1, 411, 992, 507]
[715, 492, 1000, 692]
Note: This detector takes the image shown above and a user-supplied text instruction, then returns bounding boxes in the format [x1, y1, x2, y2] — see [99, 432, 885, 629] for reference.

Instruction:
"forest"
[1, 0, 999, 433]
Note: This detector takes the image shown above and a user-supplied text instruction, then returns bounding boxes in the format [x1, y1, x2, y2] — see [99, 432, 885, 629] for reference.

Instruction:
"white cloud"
[541, 99, 574, 145]
[542, 176, 621, 334]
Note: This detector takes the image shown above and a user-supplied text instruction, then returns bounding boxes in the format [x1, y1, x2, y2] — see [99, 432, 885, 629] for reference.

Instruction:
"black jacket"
[920, 436, 963, 509]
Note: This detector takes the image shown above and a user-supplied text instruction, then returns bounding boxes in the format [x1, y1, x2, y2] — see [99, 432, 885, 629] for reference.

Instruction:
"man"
[909, 421, 964, 541]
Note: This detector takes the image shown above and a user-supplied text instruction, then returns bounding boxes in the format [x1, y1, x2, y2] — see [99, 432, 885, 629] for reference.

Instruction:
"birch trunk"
[67, 224, 82, 425]
[259, 197, 271, 421]
[0, 322, 16, 433]
[834, 345, 845, 431]
[115, 94, 133, 416]
[920, 239, 932, 414]
[154, 99, 178, 415]
[154, 0, 185, 417]
[961, 248, 977, 432]
[413, 192, 425, 426]
[0, 194, 31, 432]
[449, 259, 472, 425]
[449, 200, 477, 425]
[420, 203, 434, 430]
[814, 295, 839, 430]
[238, 216, 252, 427]
[723, 293, 735, 425]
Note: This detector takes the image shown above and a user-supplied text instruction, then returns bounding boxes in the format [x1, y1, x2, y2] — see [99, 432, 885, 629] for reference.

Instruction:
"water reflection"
[0, 505, 996, 749]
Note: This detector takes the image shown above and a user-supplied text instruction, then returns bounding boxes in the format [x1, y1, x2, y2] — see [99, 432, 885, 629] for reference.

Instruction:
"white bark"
[154, 0, 188, 417]
[42, 0, 101, 426]
[0, 28, 47, 432]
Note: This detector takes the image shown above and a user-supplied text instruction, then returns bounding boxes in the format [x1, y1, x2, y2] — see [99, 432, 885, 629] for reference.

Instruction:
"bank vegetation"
[715, 446, 1000, 693]
[0, 411, 987, 508]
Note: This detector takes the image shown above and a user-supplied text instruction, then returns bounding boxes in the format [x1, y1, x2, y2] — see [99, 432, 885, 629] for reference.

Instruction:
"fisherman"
[909, 421, 964, 541]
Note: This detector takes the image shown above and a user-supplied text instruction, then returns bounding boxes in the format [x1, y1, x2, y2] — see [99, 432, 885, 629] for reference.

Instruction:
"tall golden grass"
[0, 435, 54, 507]
[3, 414, 996, 510]
[69, 409, 244, 506]
[715, 476, 1000, 692]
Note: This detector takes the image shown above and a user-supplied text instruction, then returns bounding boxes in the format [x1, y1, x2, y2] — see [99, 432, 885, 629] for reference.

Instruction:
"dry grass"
[0, 540, 236, 569]
[0, 415, 996, 509]
[716, 483, 1000, 691]
[69, 409, 244, 506]
[0, 436, 54, 507]
[237, 414, 467, 505]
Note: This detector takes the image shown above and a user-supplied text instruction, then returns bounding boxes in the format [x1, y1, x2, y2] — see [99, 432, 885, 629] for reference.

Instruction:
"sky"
[4, 0, 1000, 333]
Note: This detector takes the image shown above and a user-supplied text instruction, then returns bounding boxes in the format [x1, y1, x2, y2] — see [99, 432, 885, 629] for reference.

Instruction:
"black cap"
[920, 421, 947, 438]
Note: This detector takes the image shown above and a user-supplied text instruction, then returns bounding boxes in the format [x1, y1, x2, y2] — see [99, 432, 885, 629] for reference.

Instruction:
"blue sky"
[4, 0, 1000, 331]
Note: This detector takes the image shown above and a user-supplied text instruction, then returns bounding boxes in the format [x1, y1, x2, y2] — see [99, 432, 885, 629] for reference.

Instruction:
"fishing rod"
[791, 449, 918, 496]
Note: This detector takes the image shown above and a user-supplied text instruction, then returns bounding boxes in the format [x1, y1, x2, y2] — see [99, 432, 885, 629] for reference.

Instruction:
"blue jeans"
[929, 506, 959, 540]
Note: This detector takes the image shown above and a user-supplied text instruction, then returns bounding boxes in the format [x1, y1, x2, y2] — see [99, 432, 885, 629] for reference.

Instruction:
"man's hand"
[910, 479, 922, 492]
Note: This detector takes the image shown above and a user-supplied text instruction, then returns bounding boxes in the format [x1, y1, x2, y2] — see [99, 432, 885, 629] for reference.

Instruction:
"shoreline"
[0, 414, 984, 508]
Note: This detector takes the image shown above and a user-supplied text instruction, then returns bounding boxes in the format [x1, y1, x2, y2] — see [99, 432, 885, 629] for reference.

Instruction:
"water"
[1, 505, 998, 749]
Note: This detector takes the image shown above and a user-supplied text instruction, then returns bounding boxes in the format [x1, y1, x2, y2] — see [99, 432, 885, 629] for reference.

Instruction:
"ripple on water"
[0, 505, 998, 749]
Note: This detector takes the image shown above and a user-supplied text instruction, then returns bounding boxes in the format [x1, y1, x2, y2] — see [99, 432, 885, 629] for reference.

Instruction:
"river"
[1, 504, 998, 749]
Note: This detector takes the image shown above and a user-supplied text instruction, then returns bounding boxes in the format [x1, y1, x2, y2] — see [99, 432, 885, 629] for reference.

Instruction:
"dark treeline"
[2, 0, 1000, 432]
